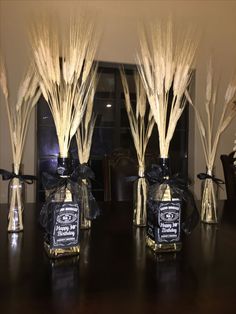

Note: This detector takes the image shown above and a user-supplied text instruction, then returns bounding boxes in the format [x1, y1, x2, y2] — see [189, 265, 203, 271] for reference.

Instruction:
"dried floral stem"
[120, 68, 155, 173]
[186, 60, 236, 172]
[0, 56, 40, 231]
[0, 57, 40, 172]
[76, 72, 97, 164]
[137, 19, 197, 158]
[30, 17, 99, 158]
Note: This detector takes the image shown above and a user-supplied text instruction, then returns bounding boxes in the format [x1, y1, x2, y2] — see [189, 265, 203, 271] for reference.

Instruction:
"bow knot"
[0, 169, 37, 184]
[197, 172, 224, 187]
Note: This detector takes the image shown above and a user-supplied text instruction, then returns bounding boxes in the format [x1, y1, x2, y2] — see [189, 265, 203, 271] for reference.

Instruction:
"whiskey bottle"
[44, 156, 80, 258]
[146, 157, 182, 253]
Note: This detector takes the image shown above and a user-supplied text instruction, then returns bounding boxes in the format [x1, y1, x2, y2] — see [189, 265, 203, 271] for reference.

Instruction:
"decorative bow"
[197, 173, 224, 188]
[146, 164, 199, 235]
[40, 163, 99, 230]
[0, 168, 37, 184]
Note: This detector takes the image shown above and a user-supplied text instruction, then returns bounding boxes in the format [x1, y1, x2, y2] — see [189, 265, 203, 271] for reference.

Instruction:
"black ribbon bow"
[0, 168, 37, 184]
[73, 163, 100, 220]
[197, 173, 224, 188]
[146, 164, 199, 235]
[40, 163, 99, 230]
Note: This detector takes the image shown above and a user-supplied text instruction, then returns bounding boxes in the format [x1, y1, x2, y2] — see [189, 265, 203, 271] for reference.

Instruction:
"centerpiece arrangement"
[120, 68, 155, 226]
[0, 57, 40, 232]
[30, 17, 98, 258]
[137, 19, 199, 252]
[186, 59, 236, 223]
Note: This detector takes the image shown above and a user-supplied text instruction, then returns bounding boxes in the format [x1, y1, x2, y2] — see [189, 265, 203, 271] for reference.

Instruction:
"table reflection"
[200, 223, 218, 265]
[8, 232, 23, 282]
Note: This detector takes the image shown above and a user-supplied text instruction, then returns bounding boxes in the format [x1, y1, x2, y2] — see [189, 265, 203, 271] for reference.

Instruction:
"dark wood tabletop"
[0, 200, 236, 314]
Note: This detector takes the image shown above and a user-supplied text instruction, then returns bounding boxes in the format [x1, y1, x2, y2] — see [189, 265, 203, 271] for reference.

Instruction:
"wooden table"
[0, 201, 236, 314]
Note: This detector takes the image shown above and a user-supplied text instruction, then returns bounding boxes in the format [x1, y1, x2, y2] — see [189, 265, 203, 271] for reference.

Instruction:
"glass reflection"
[133, 227, 146, 271]
[51, 256, 79, 295]
[201, 223, 218, 265]
[8, 233, 23, 282]
[79, 229, 91, 273]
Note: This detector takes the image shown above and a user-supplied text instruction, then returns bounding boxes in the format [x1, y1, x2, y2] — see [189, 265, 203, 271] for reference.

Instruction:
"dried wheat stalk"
[185, 59, 236, 172]
[137, 19, 197, 158]
[30, 17, 99, 158]
[120, 68, 155, 175]
[76, 72, 97, 164]
[0, 57, 40, 174]
[0, 56, 40, 229]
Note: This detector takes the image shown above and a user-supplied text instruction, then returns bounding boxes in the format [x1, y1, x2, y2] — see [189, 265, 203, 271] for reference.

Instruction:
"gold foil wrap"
[44, 242, 80, 259]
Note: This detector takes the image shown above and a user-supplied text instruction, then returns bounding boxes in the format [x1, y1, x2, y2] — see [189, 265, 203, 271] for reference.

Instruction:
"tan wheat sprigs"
[186, 59, 236, 172]
[120, 68, 155, 173]
[0, 57, 40, 174]
[30, 17, 99, 158]
[76, 72, 97, 164]
[137, 19, 197, 158]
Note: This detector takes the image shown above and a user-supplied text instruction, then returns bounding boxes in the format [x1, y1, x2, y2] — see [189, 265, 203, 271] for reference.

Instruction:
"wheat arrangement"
[0, 58, 40, 173]
[186, 59, 236, 173]
[186, 60, 236, 222]
[75, 74, 97, 229]
[120, 68, 155, 226]
[0, 56, 40, 231]
[120, 68, 155, 175]
[137, 19, 197, 158]
[76, 73, 97, 165]
[30, 18, 98, 158]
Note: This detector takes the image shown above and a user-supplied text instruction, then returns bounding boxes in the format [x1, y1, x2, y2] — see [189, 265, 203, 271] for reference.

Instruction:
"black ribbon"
[73, 163, 100, 220]
[71, 163, 95, 181]
[197, 173, 224, 187]
[39, 171, 81, 230]
[0, 168, 37, 184]
[146, 164, 199, 235]
[40, 163, 99, 230]
[126, 175, 145, 182]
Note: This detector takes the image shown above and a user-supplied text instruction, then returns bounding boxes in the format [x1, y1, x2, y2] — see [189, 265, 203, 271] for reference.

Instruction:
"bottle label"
[156, 201, 181, 243]
[51, 202, 80, 249]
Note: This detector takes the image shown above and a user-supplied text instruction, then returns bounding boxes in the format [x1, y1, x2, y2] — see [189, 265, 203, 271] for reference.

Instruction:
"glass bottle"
[44, 156, 80, 258]
[146, 157, 182, 253]
[133, 165, 148, 227]
[80, 178, 92, 230]
[8, 163, 25, 232]
[201, 167, 218, 224]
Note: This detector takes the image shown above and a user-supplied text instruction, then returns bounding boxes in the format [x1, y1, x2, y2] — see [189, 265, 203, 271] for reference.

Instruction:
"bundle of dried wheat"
[137, 19, 197, 158]
[186, 59, 236, 172]
[0, 57, 40, 174]
[0, 56, 40, 231]
[120, 68, 155, 226]
[120, 68, 155, 175]
[76, 73, 97, 165]
[30, 17, 98, 158]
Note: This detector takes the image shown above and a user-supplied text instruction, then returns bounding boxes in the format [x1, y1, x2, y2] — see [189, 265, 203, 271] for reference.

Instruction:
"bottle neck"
[158, 157, 170, 179]
[57, 157, 71, 177]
